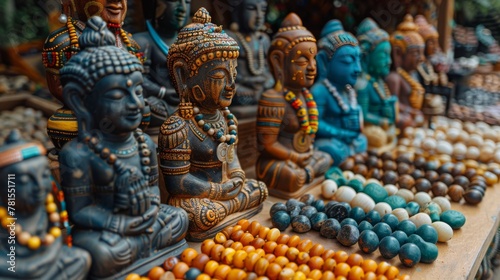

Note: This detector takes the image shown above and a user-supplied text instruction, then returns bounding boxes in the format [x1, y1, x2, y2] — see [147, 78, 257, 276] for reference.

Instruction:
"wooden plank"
[437, 0, 455, 54]
[188, 183, 500, 280]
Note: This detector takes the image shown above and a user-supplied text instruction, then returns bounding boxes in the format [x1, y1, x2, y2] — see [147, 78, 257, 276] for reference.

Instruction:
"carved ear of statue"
[63, 82, 91, 140]
[191, 85, 206, 103]
[391, 46, 403, 70]
[315, 51, 329, 81]
[171, 60, 190, 98]
[269, 49, 285, 91]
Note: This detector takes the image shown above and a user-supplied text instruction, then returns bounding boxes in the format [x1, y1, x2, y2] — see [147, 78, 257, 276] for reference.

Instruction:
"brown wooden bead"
[353, 164, 368, 177]
[285, 247, 300, 261]
[340, 158, 355, 171]
[415, 178, 432, 193]
[448, 185, 464, 202]
[223, 239, 234, 248]
[254, 258, 270, 276]
[172, 262, 189, 279]
[367, 168, 383, 181]
[245, 252, 260, 271]
[263, 241, 278, 254]
[147, 267, 165, 280]
[398, 174, 415, 190]
[221, 226, 234, 239]
[321, 249, 336, 260]
[251, 237, 266, 249]
[308, 256, 324, 270]
[354, 154, 366, 164]
[431, 182, 448, 197]
[346, 253, 364, 267]
[162, 256, 179, 271]
[414, 157, 426, 169]
[425, 170, 439, 183]
[381, 152, 394, 161]
[451, 163, 466, 177]
[287, 235, 301, 248]
[192, 253, 211, 271]
[230, 241, 244, 251]
[231, 230, 245, 242]
[323, 258, 337, 271]
[201, 239, 215, 255]
[266, 263, 282, 280]
[241, 232, 255, 246]
[297, 239, 314, 253]
[274, 244, 289, 257]
[237, 219, 250, 231]
[248, 221, 262, 237]
[463, 189, 483, 205]
[233, 250, 248, 269]
[210, 244, 225, 262]
[366, 156, 379, 169]
[453, 175, 470, 188]
[383, 160, 397, 171]
[464, 168, 477, 179]
[296, 252, 311, 265]
[214, 264, 231, 280]
[397, 162, 412, 175]
[438, 173, 455, 186]
[382, 170, 398, 185]
[243, 245, 257, 254]
[180, 248, 198, 266]
[309, 244, 325, 257]
[276, 234, 290, 245]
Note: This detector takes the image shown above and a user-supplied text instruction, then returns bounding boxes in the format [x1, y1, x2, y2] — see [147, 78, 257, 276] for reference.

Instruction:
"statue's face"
[367, 41, 391, 78]
[157, 0, 191, 31]
[327, 45, 361, 88]
[75, 0, 127, 25]
[1, 156, 51, 214]
[240, 0, 267, 32]
[425, 37, 439, 56]
[188, 58, 237, 110]
[86, 71, 145, 134]
[283, 42, 317, 90]
[402, 46, 424, 71]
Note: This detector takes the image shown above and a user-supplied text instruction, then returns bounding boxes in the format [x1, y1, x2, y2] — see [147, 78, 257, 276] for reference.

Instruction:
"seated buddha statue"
[226, 0, 274, 116]
[386, 14, 425, 129]
[158, 8, 268, 241]
[43, 0, 148, 149]
[255, 13, 332, 199]
[311, 20, 367, 165]
[58, 17, 188, 278]
[355, 18, 398, 148]
[0, 130, 91, 279]
[134, 0, 191, 133]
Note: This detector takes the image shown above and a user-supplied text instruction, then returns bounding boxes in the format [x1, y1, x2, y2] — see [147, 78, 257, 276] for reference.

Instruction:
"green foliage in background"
[0, 0, 52, 47]
[455, 0, 500, 22]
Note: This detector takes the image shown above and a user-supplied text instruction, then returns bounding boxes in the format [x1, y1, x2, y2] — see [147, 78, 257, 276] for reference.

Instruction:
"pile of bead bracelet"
[126, 219, 410, 280]
[269, 194, 466, 267]
[337, 149, 499, 205]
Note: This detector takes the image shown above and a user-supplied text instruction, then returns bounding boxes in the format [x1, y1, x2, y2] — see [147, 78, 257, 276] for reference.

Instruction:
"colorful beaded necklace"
[283, 88, 319, 135]
[322, 79, 357, 113]
[194, 107, 238, 145]
[0, 193, 62, 250]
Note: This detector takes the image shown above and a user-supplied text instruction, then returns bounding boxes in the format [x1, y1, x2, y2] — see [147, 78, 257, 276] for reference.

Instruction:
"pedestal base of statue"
[268, 176, 324, 200]
[230, 105, 258, 119]
[48, 148, 61, 183]
[89, 239, 188, 280]
[187, 204, 264, 242]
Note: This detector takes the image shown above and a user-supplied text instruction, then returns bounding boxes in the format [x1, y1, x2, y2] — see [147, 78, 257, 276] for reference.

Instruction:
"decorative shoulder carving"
[159, 114, 189, 149]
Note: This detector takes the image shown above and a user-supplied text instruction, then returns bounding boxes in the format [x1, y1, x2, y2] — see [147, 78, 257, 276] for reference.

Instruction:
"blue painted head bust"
[58, 16, 188, 278]
[0, 130, 91, 279]
[355, 17, 398, 148]
[311, 19, 367, 165]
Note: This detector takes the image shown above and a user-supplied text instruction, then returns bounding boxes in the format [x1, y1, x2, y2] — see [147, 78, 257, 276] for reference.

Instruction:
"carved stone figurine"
[134, 0, 191, 133]
[159, 8, 268, 241]
[356, 18, 398, 148]
[311, 20, 367, 165]
[387, 14, 425, 129]
[43, 0, 148, 149]
[226, 0, 274, 116]
[256, 13, 332, 198]
[58, 17, 188, 278]
[0, 130, 91, 280]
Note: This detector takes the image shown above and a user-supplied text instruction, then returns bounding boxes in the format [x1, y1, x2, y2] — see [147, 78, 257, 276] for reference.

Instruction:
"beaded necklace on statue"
[107, 23, 145, 63]
[322, 79, 357, 113]
[284, 88, 319, 135]
[233, 32, 265, 75]
[194, 107, 238, 145]
[397, 67, 425, 108]
[367, 74, 390, 100]
[0, 193, 62, 250]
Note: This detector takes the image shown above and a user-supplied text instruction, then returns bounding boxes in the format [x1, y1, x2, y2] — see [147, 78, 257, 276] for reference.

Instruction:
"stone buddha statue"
[134, 0, 191, 134]
[0, 130, 91, 279]
[355, 18, 398, 148]
[158, 8, 268, 241]
[386, 14, 425, 129]
[255, 13, 332, 198]
[226, 0, 274, 116]
[58, 17, 188, 278]
[43, 0, 149, 149]
[310, 20, 367, 165]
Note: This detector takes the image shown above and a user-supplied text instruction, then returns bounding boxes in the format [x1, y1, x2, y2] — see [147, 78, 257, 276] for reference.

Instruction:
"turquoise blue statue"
[355, 18, 398, 148]
[311, 20, 367, 165]
[58, 17, 188, 278]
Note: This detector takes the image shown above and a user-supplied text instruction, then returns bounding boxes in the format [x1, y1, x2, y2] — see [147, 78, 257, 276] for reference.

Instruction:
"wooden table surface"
[188, 183, 500, 280]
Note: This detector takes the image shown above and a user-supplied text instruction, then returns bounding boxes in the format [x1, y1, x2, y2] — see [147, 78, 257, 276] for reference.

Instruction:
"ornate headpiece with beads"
[389, 14, 425, 53]
[357, 18, 390, 53]
[0, 130, 46, 168]
[270, 13, 316, 55]
[415, 15, 439, 41]
[318, 20, 358, 59]
[167, 7, 240, 81]
[59, 16, 143, 93]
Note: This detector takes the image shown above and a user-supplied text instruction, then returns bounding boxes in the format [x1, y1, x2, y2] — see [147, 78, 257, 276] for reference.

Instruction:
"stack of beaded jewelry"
[193, 107, 238, 145]
[51, 178, 72, 247]
[284, 88, 319, 136]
